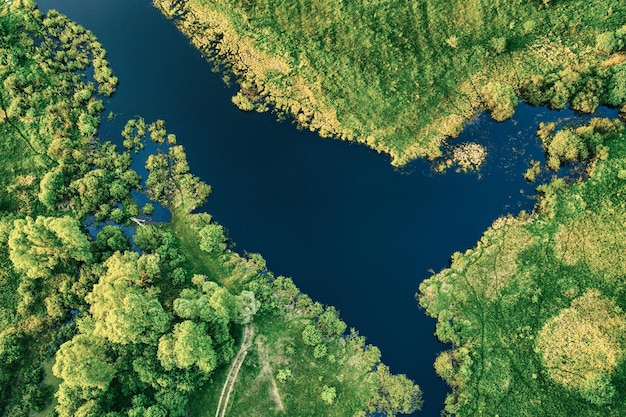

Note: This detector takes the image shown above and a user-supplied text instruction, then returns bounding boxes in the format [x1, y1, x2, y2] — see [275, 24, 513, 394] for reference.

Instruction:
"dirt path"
[256, 338, 285, 411]
[215, 325, 254, 417]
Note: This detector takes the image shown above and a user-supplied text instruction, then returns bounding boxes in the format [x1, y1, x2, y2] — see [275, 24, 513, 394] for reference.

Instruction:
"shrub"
[490, 37, 507, 54]
[321, 385, 336, 405]
[596, 31, 619, 54]
[276, 368, 292, 382]
[302, 324, 323, 346]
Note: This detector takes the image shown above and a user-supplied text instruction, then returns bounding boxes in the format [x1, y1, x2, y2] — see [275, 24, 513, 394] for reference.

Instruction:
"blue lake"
[36, 1, 618, 415]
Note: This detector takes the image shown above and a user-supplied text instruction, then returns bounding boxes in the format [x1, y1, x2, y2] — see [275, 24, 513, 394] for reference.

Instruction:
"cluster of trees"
[521, 55, 626, 116]
[536, 117, 622, 170]
[41, 141, 142, 220]
[51, 252, 257, 417]
[0, 5, 234, 416]
[0, 7, 130, 413]
[141, 119, 211, 212]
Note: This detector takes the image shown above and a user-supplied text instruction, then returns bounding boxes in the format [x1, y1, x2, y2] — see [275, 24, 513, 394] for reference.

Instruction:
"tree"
[544, 129, 588, 170]
[198, 223, 227, 254]
[596, 31, 619, 54]
[38, 168, 67, 210]
[86, 252, 170, 345]
[607, 64, 626, 106]
[235, 290, 260, 324]
[52, 334, 115, 391]
[0, 328, 24, 404]
[481, 82, 518, 121]
[209, 285, 238, 323]
[93, 225, 129, 261]
[122, 118, 146, 153]
[368, 364, 422, 415]
[9, 216, 92, 279]
[317, 307, 347, 336]
[148, 120, 167, 144]
[157, 321, 218, 373]
[144, 130, 211, 211]
[302, 324, 322, 346]
[133, 225, 161, 252]
[70, 169, 111, 214]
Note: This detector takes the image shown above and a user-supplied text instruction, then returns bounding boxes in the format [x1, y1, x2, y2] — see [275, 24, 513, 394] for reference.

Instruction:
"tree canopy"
[9, 215, 92, 279]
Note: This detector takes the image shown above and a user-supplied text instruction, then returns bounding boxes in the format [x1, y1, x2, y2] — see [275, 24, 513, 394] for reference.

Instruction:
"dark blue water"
[36, 1, 617, 416]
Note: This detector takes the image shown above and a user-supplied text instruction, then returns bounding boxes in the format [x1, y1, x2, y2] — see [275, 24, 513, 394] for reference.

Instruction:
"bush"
[276, 368, 292, 382]
[320, 385, 336, 405]
[596, 31, 618, 54]
[302, 324, 323, 346]
[490, 37, 507, 54]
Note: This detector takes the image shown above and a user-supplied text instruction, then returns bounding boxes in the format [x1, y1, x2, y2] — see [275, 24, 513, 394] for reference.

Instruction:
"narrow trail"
[215, 325, 254, 417]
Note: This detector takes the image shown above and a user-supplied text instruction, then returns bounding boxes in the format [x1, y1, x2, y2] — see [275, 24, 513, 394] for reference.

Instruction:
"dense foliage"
[155, 0, 626, 165]
[0, 3, 421, 417]
[419, 120, 626, 416]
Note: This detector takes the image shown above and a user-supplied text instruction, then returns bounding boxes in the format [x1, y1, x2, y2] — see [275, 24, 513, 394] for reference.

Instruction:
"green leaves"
[198, 223, 227, 254]
[481, 82, 518, 121]
[157, 321, 217, 373]
[144, 121, 211, 212]
[368, 364, 422, 415]
[8, 215, 92, 279]
[86, 252, 170, 345]
[52, 334, 115, 391]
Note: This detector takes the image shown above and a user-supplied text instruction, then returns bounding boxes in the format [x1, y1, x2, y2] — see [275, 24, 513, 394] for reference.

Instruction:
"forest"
[0, 2, 420, 417]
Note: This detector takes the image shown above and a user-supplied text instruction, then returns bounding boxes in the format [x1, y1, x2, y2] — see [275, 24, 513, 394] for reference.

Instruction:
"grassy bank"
[154, 0, 626, 165]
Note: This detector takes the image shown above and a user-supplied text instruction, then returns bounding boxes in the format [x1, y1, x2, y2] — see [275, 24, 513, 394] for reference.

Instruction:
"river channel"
[36, 1, 618, 415]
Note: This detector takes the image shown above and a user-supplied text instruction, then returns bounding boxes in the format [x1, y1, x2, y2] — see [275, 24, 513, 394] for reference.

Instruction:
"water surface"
[36, 1, 617, 415]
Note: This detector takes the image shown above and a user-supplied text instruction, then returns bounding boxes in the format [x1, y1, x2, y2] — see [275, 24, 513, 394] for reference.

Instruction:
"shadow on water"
[36, 1, 618, 415]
